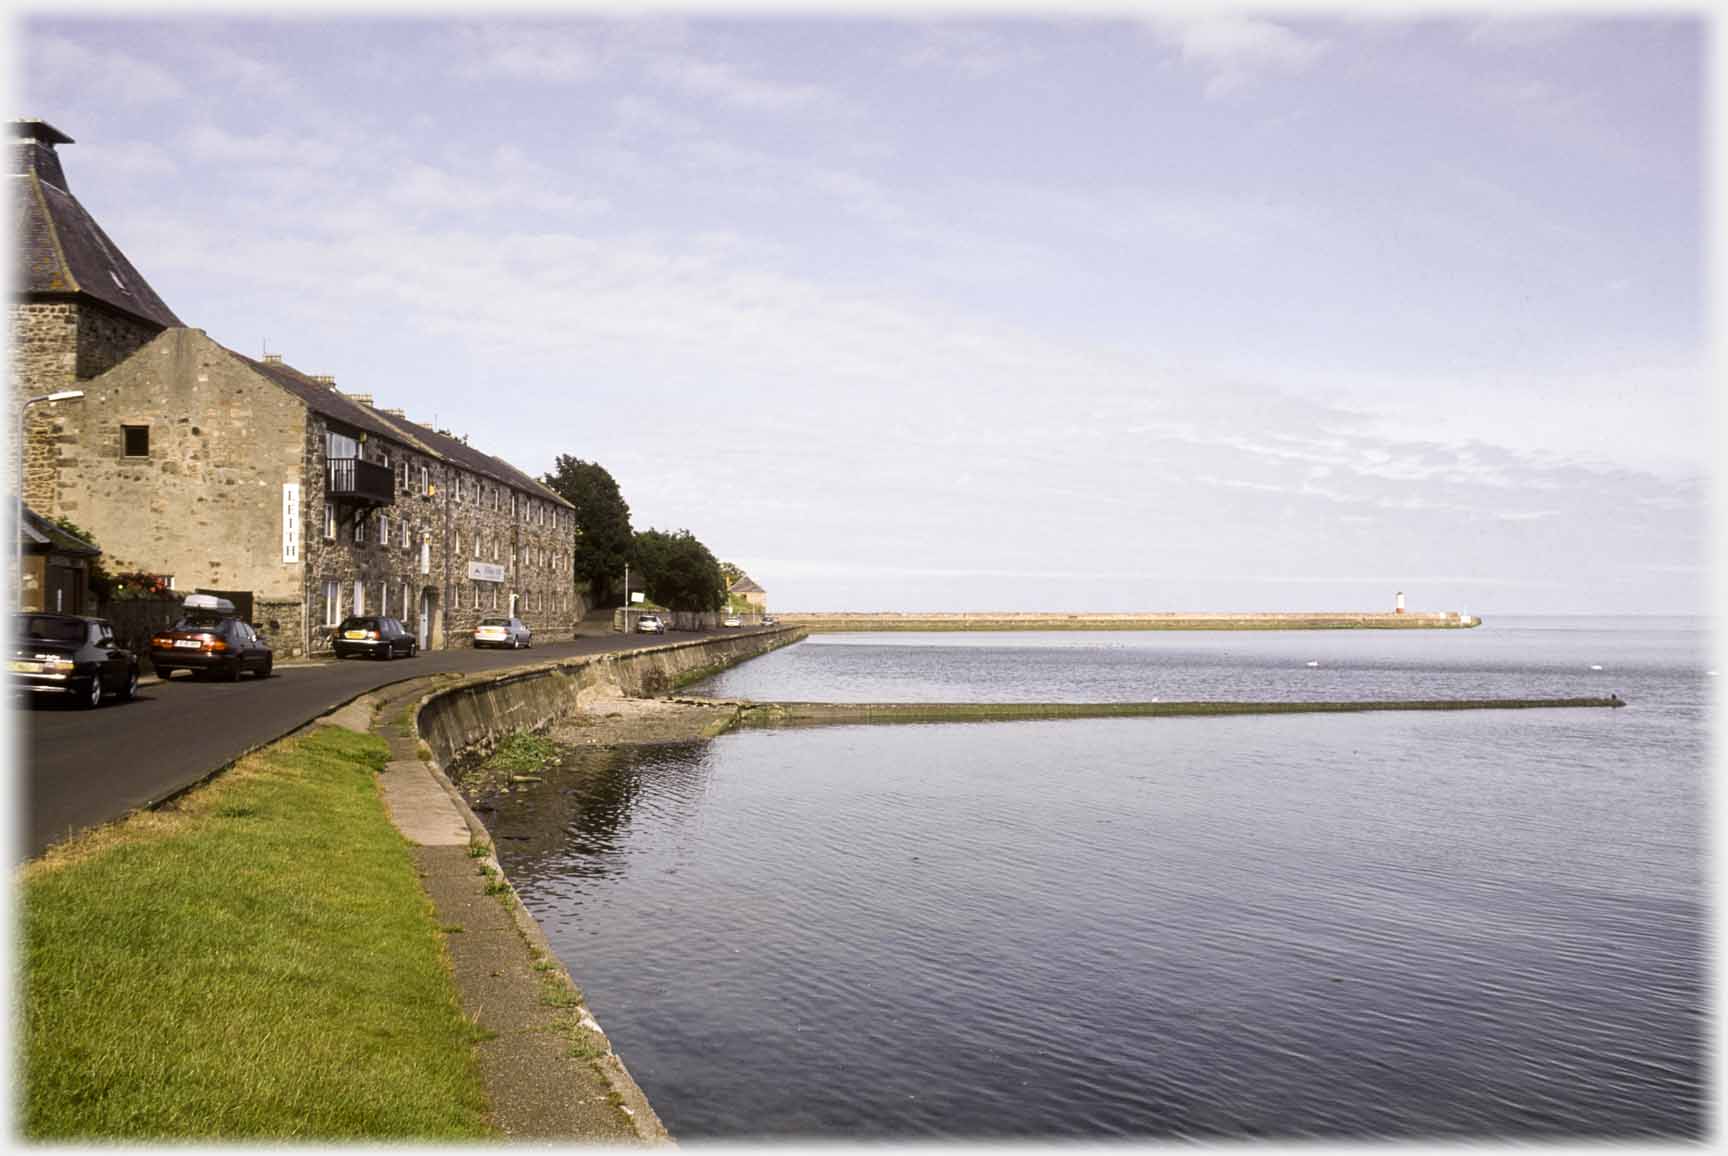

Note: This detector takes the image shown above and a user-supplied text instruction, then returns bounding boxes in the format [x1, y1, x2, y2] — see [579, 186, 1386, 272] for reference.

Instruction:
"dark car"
[150, 611, 273, 681]
[473, 616, 532, 649]
[333, 616, 419, 660]
[11, 613, 140, 708]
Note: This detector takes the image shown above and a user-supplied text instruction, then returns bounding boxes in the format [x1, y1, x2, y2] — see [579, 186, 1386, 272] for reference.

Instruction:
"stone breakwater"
[721, 696, 1623, 728]
[775, 612, 1480, 632]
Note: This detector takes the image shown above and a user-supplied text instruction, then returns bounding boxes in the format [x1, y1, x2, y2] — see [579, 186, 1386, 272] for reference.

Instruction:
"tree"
[631, 529, 727, 612]
[541, 456, 633, 605]
[719, 561, 746, 589]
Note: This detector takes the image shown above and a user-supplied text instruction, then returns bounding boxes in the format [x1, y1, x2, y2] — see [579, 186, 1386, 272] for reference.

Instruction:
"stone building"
[10, 119, 579, 652]
[728, 574, 767, 613]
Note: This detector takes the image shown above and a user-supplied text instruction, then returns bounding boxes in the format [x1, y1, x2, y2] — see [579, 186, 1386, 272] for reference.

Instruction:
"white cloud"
[453, 23, 601, 83]
[33, 33, 185, 104]
[610, 94, 702, 138]
[1466, 15, 1578, 49]
[179, 123, 344, 169]
[646, 52, 840, 113]
[1141, 14, 1327, 99]
[900, 24, 1040, 79]
[70, 138, 177, 180]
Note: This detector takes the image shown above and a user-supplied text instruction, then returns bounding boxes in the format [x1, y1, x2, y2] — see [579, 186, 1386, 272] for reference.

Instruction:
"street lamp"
[16, 390, 85, 610]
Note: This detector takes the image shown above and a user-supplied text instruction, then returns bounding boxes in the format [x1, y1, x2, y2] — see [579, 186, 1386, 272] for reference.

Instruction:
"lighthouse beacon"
[1395, 591, 1407, 614]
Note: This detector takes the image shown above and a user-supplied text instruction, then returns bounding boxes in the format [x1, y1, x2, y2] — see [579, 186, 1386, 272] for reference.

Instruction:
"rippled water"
[481, 617, 1709, 1139]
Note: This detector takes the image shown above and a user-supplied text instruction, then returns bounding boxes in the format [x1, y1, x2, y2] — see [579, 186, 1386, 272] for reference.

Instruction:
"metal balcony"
[327, 456, 395, 508]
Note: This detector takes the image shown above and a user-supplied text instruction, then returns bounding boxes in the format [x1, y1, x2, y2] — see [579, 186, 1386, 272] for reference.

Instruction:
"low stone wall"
[776, 611, 1480, 632]
[415, 627, 804, 769]
[732, 696, 1622, 728]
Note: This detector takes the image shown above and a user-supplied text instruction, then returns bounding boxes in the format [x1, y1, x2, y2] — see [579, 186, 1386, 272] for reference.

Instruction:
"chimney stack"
[12, 119, 72, 190]
[262, 353, 283, 365]
[380, 407, 406, 418]
[348, 393, 374, 408]
[310, 375, 335, 388]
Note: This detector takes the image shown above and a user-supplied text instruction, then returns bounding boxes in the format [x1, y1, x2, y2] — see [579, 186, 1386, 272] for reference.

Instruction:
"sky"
[12, 4, 1712, 615]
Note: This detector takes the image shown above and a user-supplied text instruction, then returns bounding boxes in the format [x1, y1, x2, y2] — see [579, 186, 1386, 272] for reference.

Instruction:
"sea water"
[481, 617, 1709, 1138]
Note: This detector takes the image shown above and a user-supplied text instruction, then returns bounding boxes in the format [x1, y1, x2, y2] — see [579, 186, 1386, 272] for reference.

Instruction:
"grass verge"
[19, 727, 497, 1140]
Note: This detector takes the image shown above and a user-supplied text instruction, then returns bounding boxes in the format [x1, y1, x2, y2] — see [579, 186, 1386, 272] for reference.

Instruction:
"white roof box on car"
[182, 593, 237, 614]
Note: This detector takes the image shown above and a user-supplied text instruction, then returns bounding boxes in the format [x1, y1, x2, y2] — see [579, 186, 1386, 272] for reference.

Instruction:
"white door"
[418, 591, 431, 649]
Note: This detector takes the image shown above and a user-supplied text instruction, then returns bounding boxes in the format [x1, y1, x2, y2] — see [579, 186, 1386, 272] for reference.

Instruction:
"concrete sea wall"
[415, 627, 804, 768]
[731, 696, 1624, 728]
[777, 611, 1480, 632]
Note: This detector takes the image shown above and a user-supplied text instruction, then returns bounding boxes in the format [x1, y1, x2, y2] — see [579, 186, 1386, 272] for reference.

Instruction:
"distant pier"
[774, 611, 1482, 632]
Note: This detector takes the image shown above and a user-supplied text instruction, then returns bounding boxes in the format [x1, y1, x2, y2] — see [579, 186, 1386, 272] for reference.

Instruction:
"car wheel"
[226, 660, 242, 682]
[121, 668, 138, 701]
[81, 676, 103, 709]
[257, 657, 273, 679]
[410, 642, 419, 657]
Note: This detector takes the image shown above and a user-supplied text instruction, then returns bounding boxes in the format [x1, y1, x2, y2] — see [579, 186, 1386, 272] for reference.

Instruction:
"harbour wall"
[776, 611, 1480, 632]
[728, 696, 1623, 728]
[415, 627, 805, 768]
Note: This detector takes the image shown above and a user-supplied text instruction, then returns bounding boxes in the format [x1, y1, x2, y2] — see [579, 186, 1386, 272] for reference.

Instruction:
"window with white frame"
[421, 465, 430, 497]
[354, 515, 366, 545]
[401, 582, 411, 623]
[353, 581, 365, 616]
[380, 581, 388, 617]
[379, 513, 389, 545]
[324, 501, 335, 541]
[324, 579, 340, 626]
[401, 520, 411, 549]
[471, 582, 480, 609]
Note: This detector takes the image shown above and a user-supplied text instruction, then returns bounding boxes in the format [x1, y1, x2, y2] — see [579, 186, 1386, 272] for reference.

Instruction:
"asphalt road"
[18, 626, 759, 860]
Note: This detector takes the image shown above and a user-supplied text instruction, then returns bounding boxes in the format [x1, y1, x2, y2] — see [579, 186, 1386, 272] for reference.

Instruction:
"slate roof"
[373, 411, 573, 509]
[218, 343, 570, 510]
[228, 350, 434, 450]
[21, 506, 101, 556]
[12, 120, 182, 329]
[729, 575, 765, 593]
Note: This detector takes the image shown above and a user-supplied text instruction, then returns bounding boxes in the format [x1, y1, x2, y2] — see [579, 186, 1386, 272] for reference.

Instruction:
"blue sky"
[14, 7, 1710, 614]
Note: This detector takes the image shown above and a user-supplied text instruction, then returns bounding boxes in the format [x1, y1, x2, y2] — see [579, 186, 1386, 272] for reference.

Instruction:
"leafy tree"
[719, 561, 746, 588]
[631, 529, 726, 612]
[541, 456, 633, 605]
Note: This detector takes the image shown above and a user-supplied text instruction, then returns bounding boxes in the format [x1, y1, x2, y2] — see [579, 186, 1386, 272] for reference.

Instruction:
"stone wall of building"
[48, 327, 308, 616]
[9, 300, 162, 511]
[301, 410, 449, 655]
[441, 472, 578, 644]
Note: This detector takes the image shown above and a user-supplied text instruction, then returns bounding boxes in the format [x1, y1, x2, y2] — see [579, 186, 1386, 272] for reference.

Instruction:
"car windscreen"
[18, 615, 86, 643]
[338, 618, 383, 631]
[479, 618, 509, 626]
[171, 613, 231, 632]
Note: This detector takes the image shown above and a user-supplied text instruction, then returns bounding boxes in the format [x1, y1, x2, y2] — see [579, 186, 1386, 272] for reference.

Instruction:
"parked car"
[333, 615, 420, 660]
[149, 595, 273, 681]
[636, 614, 666, 634]
[12, 612, 140, 708]
[721, 614, 743, 628]
[473, 616, 532, 649]
[762, 615, 778, 627]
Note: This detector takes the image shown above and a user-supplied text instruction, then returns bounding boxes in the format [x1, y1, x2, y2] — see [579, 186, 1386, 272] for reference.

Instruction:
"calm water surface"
[480, 617, 1709, 1139]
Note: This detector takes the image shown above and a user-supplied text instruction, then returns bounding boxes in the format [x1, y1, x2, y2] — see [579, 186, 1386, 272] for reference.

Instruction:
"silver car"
[636, 614, 666, 634]
[473, 616, 532, 649]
